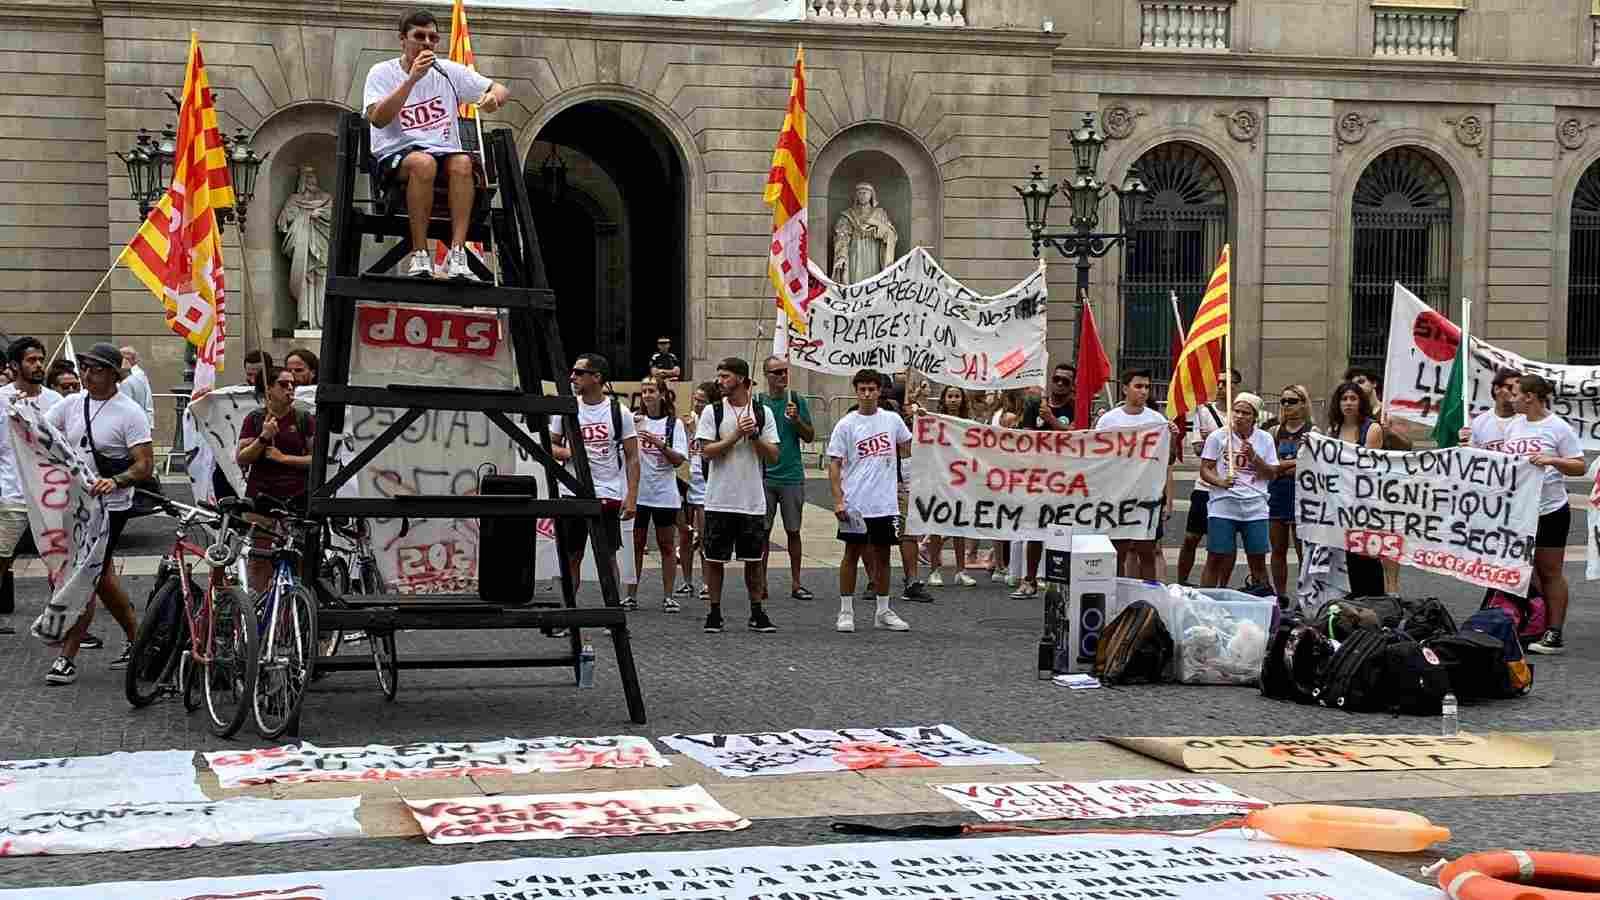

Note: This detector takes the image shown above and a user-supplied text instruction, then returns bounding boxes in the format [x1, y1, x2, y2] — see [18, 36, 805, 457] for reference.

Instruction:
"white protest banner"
[204, 736, 667, 788]
[781, 248, 1048, 389]
[0, 831, 1440, 899]
[4, 401, 109, 643]
[0, 797, 360, 857]
[406, 785, 748, 844]
[658, 724, 1038, 778]
[1294, 542, 1352, 613]
[1384, 281, 1600, 448]
[932, 779, 1269, 823]
[0, 750, 204, 810]
[1296, 431, 1540, 592]
[907, 413, 1169, 541]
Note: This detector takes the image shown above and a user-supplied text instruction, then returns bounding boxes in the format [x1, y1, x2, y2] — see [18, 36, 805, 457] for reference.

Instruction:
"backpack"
[1259, 616, 1334, 704]
[1310, 599, 1383, 643]
[1378, 640, 1451, 715]
[702, 399, 767, 479]
[1396, 597, 1458, 643]
[1427, 608, 1533, 700]
[1313, 626, 1393, 711]
[1482, 587, 1548, 641]
[1093, 601, 1173, 685]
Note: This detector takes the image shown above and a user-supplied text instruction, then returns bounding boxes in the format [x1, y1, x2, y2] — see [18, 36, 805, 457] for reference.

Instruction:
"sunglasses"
[767, 368, 789, 376]
[571, 367, 598, 377]
[408, 31, 440, 43]
[274, 380, 296, 389]
[1280, 397, 1301, 405]
[1050, 376, 1072, 384]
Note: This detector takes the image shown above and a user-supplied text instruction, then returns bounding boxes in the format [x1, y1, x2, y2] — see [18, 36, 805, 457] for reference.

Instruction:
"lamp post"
[1013, 112, 1150, 319]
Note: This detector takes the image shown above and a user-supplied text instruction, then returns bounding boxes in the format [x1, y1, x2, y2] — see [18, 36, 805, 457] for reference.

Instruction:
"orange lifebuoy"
[1438, 850, 1600, 900]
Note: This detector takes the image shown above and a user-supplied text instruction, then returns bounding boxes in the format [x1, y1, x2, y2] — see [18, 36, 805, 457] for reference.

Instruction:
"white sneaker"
[875, 609, 910, 632]
[446, 246, 477, 280]
[955, 572, 978, 587]
[836, 610, 855, 633]
[927, 571, 945, 587]
[990, 570, 1006, 583]
[405, 249, 434, 278]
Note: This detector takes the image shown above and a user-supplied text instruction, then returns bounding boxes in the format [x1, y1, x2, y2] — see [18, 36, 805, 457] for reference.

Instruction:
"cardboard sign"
[659, 724, 1038, 778]
[406, 785, 748, 844]
[1109, 733, 1554, 773]
[1384, 281, 1600, 448]
[204, 736, 667, 788]
[907, 414, 1170, 541]
[932, 779, 1269, 822]
[0, 831, 1439, 899]
[1296, 432, 1541, 592]
[779, 248, 1049, 389]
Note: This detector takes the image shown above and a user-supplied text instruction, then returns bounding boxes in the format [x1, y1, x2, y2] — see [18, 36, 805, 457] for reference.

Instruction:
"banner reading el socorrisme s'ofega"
[1296, 432, 1541, 592]
[907, 413, 1170, 541]
[779, 248, 1048, 390]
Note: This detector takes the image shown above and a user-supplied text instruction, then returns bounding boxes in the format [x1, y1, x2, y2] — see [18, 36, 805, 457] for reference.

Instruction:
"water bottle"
[1440, 692, 1458, 736]
[577, 642, 595, 689]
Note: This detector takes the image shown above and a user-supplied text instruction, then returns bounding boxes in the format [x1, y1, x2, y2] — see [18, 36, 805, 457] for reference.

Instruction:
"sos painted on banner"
[907, 412, 1169, 540]
[1295, 432, 1540, 591]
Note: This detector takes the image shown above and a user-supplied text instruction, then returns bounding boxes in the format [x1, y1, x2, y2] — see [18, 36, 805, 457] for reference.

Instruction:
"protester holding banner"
[40, 343, 152, 683]
[631, 380, 687, 612]
[756, 355, 815, 603]
[1096, 369, 1175, 580]
[1178, 370, 1236, 587]
[1505, 374, 1585, 655]
[1346, 365, 1411, 594]
[696, 357, 780, 634]
[987, 389, 1027, 584]
[0, 337, 64, 636]
[1198, 392, 1278, 591]
[1462, 368, 1519, 451]
[1266, 384, 1315, 604]
[926, 386, 980, 588]
[827, 369, 913, 634]
[1006, 363, 1076, 600]
[1326, 380, 1386, 597]
[676, 381, 719, 604]
[235, 367, 316, 592]
[550, 352, 640, 606]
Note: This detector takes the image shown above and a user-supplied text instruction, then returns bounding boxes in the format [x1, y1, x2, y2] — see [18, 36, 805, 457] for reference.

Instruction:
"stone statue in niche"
[830, 181, 898, 283]
[277, 165, 332, 329]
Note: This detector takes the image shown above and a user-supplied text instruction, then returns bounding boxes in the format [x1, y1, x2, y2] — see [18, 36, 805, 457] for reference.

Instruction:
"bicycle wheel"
[316, 558, 347, 665]
[371, 630, 398, 701]
[202, 587, 258, 739]
[125, 578, 185, 708]
[253, 584, 317, 740]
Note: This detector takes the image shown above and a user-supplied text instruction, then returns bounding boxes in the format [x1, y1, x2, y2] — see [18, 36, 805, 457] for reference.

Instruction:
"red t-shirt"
[239, 408, 314, 501]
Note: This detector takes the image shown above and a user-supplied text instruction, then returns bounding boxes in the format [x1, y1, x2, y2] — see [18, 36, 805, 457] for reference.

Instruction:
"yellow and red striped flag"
[765, 46, 814, 343]
[120, 32, 232, 392]
[1165, 244, 1232, 422]
[446, 0, 477, 119]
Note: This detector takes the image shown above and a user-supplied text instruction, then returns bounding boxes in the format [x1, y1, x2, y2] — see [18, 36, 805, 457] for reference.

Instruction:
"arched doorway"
[1117, 143, 1229, 383]
[530, 102, 686, 379]
[1568, 159, 1600, 364]
[1348, 147, 1453, 371]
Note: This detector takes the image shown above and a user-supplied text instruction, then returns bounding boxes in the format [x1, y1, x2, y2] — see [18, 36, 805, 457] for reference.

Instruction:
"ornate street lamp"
[1013, 112, 1150, 324]
[115, 128, 161, 218]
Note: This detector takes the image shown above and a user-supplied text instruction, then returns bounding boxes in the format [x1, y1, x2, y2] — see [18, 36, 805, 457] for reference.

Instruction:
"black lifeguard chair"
[300, 111, 645, 728]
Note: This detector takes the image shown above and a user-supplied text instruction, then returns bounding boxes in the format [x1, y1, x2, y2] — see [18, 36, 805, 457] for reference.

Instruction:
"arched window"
[1117, 143, 1229, 384]
[1348, 147, 1452, 371]
[1568, 160, 1600, 364]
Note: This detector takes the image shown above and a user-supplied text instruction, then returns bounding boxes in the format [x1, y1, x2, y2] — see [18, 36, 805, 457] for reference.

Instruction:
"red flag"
[1074, 299, 1111, 428]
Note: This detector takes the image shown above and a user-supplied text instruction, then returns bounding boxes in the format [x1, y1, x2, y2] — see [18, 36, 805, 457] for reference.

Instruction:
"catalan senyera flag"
[121, 32, 232, 392]
[765, 46, 813, 339]
[447, 0, 477, 119]
[1165, 244, 1231, 422]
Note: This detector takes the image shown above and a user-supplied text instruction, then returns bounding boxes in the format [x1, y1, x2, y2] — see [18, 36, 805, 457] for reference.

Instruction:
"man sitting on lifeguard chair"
[363, 8, 511, 280]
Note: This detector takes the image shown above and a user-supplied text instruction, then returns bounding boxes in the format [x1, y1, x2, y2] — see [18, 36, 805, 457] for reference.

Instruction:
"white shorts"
[0, 508, 28, 557]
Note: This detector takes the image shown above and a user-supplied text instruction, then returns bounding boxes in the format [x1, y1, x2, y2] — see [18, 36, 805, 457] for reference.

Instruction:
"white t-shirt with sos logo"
[1200, 427, 1279, 522]
[634, 414, 687, 510]
[549, 397, 636, 503]
[826, 409, 911, 519]
[363, 58, 492, 161]
[1503, 413, 1582, 515]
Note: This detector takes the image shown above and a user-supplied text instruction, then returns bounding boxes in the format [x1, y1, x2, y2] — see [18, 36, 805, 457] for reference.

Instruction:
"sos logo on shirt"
[580, 422, 612, 449]
[856, 432, 893, 458]
[399, 96, 450, 133]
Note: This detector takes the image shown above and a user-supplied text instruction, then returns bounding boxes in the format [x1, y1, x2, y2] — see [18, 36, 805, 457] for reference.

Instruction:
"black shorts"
[103, 509, 133, 568]
[556, 500, 622, 555]
[1185, 489, 1210, 536]
[840, 515, 900, 547]
[703, 511, 766, 563]
[370, 145, 471, 191]
[1535, 504, 1571, 550]
[636, 505, 679, 529]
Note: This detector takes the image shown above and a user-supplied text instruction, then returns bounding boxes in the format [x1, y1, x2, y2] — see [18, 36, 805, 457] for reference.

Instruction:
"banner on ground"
[0, 832, 1440, 899]
[4, 401, 110, 644]
[907, 413, 1170, 541]
[1110, 733, 1554, 773]
[658, 724, 1037, 778]
[0, 797, 360, 857]
[932, 779, 1269, 822]
[1384, 281, 1600, 448]
[1296, 432, 1540, 592]
[780, 248, 1048, 389]
[407, 785, 748, 844]
[205, 736, 667, 788]
[0, 750, 204, 811]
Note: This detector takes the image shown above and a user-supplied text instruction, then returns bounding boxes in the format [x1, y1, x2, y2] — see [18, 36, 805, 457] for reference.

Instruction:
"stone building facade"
[9, 0, 1600, 432]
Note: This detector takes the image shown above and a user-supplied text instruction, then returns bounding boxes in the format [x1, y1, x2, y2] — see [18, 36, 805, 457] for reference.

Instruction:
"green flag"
[1432, 329, 1467, 448]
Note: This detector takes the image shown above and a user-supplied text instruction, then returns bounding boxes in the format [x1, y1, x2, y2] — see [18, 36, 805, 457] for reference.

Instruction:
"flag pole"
[1224, 265, 1234, 478]
[1459, 296, 1471, 420]
[48, 229, 147, 365]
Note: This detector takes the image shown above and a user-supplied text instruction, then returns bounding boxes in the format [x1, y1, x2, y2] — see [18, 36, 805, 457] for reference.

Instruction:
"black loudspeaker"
[1076, 592, 1106, 664]
[477, 475, 538, 606]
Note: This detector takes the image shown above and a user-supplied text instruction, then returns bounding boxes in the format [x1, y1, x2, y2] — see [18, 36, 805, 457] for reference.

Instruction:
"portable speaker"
[1076, 592, 1106, 664]
[477, 474, 538, 606]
